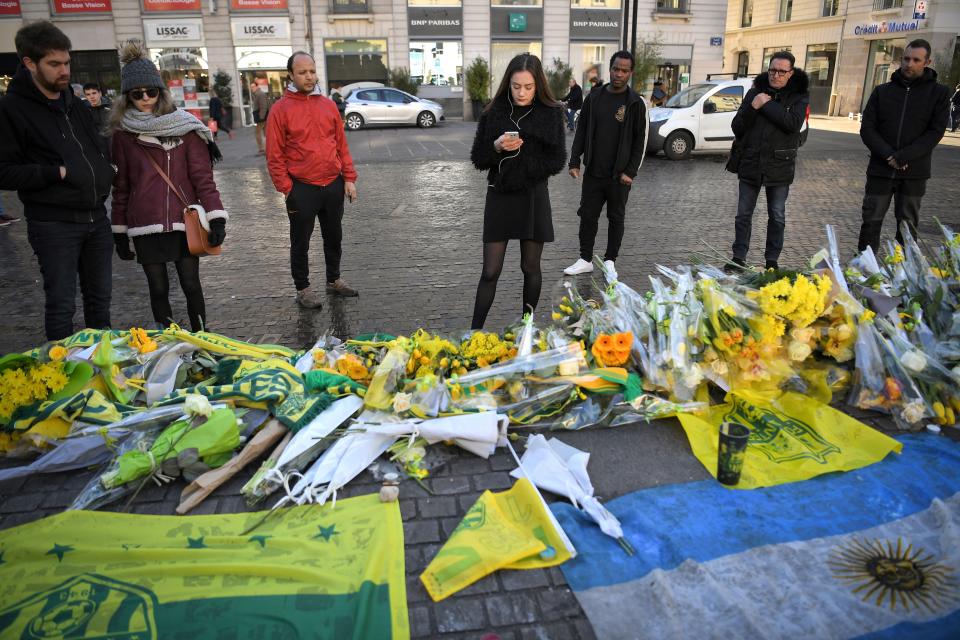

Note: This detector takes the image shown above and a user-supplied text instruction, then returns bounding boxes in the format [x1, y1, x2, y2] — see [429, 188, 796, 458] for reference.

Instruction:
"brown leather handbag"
[142, 151, 222, 257]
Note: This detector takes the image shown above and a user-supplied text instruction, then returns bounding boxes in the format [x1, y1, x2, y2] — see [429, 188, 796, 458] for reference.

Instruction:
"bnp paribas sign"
[408, 7, 463, 37]
[570, 9, 620, 41]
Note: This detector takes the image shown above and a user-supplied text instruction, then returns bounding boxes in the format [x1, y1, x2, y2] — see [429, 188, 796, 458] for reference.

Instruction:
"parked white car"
[343, 87, 445, 130]
[647, 77, 808, 160]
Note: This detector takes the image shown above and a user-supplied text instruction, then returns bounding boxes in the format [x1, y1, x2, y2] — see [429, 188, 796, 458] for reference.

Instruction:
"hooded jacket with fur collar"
[731, 68, 810, 186]
[470, 96, 567, 193]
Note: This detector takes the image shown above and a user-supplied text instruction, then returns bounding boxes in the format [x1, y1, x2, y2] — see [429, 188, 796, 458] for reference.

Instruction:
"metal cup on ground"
[717, 422, 750, 486]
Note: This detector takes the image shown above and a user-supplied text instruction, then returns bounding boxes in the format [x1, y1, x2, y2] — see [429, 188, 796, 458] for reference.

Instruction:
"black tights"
[141, 257, 206, 332]
[471, 240, 543, 329]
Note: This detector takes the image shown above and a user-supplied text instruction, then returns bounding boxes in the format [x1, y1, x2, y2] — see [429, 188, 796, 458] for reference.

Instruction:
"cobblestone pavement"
[2, 126, 960, 640]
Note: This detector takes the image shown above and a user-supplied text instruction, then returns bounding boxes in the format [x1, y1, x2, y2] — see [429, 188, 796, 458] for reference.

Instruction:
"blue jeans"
[27, 215, 113, 340]
[566, 108, 578, 130]
[732, 180, 789, 264]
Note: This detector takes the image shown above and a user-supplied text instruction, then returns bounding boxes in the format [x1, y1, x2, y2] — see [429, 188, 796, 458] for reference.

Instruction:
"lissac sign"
[231, 17, 291, 44]
[143, 19, 203, 46]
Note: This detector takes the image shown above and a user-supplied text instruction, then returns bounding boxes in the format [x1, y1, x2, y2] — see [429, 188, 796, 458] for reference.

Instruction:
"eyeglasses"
[767, 68, 793, 77]
[129, 88, 160, 101]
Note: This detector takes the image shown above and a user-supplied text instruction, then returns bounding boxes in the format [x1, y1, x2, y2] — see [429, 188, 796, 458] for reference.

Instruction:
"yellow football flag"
[677, 390, 903, 489]
[421, 478, 573, 601]
[0, 495, 408, 640]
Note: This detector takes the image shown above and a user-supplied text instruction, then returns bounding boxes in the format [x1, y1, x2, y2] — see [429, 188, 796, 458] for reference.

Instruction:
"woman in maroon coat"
[110, 41, 227, 331]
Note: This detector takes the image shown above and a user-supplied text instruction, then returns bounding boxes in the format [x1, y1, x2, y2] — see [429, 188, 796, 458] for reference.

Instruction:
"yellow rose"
[48, 346, 68, 361]
[787, 340, 812, 362]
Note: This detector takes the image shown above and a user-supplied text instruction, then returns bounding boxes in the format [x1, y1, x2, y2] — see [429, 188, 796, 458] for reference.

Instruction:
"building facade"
[1, 0, 727, 122]
[723, 0, 960, 115]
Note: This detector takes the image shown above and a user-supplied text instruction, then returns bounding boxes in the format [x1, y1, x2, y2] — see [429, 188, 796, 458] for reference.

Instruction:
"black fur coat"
[470, 97, 567, 193]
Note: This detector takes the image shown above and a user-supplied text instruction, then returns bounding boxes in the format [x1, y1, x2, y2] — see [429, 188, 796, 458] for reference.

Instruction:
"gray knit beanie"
[119, 40, 164, 93]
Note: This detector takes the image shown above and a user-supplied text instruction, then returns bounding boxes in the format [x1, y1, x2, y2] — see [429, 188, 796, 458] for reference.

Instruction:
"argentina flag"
[552, 434, 960, 639]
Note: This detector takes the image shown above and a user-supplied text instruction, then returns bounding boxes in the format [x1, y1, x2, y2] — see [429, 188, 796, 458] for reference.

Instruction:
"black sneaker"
[0, 214, 21, 227]
[765, 261, 779, 270]
[723, 257, 747, 274]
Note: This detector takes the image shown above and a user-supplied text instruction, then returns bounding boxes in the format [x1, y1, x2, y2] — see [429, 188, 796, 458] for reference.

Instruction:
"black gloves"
[113, 233, 135, 260]
[207, 219, 226, 247]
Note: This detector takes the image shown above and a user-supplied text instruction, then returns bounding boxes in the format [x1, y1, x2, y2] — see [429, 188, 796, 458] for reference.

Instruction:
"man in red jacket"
[266, 51, 359, 308]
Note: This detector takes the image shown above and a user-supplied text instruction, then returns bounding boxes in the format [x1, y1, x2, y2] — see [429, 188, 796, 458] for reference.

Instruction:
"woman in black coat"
[469, 53, 567, 329]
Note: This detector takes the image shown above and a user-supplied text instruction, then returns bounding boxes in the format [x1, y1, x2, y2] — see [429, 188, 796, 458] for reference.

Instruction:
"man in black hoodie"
[565, 50, 648, 280]
[857, 39, 950, 253]
[0, 22, 115, 340]
[727, 51, 809, 271]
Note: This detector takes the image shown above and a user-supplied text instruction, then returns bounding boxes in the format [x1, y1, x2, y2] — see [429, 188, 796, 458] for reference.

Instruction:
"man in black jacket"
[0, 22, 115, 340]
[727, 51, 809, 271]
[857, 39, 950, 253]
[561, 77, 583, 132]
[565, 51, 648, 279]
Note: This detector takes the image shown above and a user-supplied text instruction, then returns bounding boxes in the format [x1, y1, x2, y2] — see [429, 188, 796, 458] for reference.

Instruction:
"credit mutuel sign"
[569, 9, 620, 41]
[408, 7, 463, 38]
[852, 20, 923, 36]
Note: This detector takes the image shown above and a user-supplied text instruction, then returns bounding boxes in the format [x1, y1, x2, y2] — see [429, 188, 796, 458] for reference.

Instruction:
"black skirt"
[482, 180, 554, 243]
[133, 231, 191, 265]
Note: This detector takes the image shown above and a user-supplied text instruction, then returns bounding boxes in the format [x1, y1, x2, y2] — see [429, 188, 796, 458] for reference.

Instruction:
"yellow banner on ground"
[677, 391, 903, 489]
[421, 478, 572, 601]
[0, 495, 408, 640]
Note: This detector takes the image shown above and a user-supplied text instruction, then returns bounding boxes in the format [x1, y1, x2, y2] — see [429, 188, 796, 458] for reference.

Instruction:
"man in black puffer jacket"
[0, 22, 115, 340]
[727, 51, 809, 271]
[857, 38, 950, 253]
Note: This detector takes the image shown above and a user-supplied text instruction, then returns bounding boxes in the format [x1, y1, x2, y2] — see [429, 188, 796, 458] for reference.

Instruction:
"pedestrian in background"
[561, 77, 583, 132]
[949, 82, 959, 133]
[208, 93, 233, 140]
[469, 53, 566, 329]
[251, 81, 270, 155]
[725, 51, 809, 271]
[266, 51, 359, 309]
[109, 40, 227, 332]
[857, 38, 949, 253]
[0, 21, 114, 340]
[83, 82, 111, 136]
[565, 50, 648, 280]
[651, 80, 668, 107]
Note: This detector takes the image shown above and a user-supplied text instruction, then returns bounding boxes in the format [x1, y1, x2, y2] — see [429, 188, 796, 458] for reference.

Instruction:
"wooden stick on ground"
[176, 418, 288, 515]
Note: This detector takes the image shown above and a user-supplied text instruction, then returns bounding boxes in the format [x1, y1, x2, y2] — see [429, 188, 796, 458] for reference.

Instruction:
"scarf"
[122, 108, 222, 162]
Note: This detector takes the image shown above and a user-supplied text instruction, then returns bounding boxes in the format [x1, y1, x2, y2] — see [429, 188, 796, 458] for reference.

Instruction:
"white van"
[647, 77, 808, 160]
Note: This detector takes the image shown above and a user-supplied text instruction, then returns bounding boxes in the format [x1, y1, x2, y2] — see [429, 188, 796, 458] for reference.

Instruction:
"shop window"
[736, 51, 749, 77]
[150, 48, 209, 118]
[822, 0, 839, 17]
[762, 46, 791, 71]
[778, 0, 791, 22]
[491, 0, 541, 6]
[656, 0, 688, 13]
[324, 39, 388, 90]
[806, 43, 837, 114]
[331, 0, 369, 13]
[704, 85, 743, 113]
[68, 50, 122, 95]
[410, 41, 463, 86]
[740, 0, 752, 27]
[570, 0, 620, 7]
[569, 42, 616, 87]
[409, 0, 460, 4]
[491, 42, 542, 91]
[862, 38, 905, 110]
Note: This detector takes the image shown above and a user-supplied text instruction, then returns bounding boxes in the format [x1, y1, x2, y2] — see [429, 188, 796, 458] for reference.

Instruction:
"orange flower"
[596, 335, 613, 351]
[613, 332, 633, 351]
[883, 377, 902, 402]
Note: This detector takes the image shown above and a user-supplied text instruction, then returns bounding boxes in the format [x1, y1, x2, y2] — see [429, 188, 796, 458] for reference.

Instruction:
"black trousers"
[26, 215, 112, 340]
[577, 174, 631, 262]
[857, 175, 926, 253]
[286, 177, 344, 290]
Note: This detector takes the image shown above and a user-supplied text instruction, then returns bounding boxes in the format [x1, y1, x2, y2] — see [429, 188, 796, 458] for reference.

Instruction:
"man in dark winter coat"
[83, 82, 110, 136]
[0, 22, 114, 340]
[561, 77, 583, 132]
[565, 50, 648, 280]
[857, 39, 950, 253]
[727, 51, 809, 271]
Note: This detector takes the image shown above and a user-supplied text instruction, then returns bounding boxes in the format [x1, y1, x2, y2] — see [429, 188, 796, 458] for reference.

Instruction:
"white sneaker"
[563, 258, 594, 275]
[603, 260, 618, 280]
